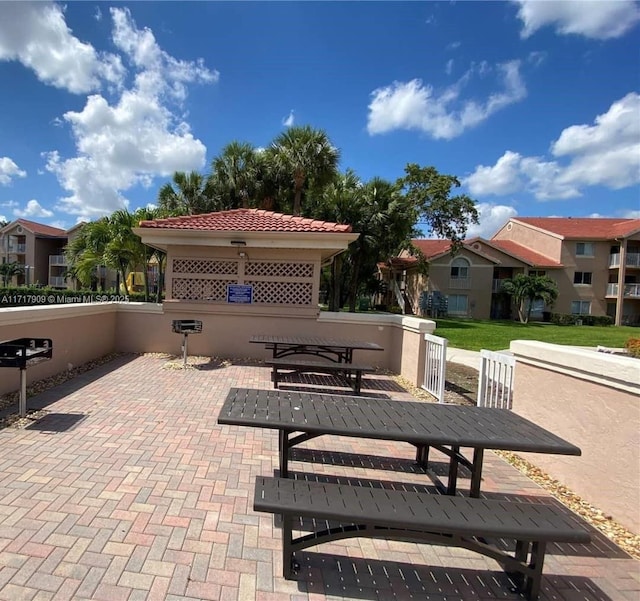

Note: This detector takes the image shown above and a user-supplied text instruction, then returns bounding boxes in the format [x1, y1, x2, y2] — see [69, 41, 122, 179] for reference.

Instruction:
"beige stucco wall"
[0, 304, 117, 396]
[1, 304, 436, 397]
[493, 221, 562, 261]
[510, 340, 640, 534]
[426, 251, 495, 319]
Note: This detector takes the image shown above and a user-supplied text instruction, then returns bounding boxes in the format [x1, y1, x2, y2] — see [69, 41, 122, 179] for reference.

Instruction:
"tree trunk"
[293, 173, 305, 215]
[329, 255, 342, 312]
[347, 253, 361, 313]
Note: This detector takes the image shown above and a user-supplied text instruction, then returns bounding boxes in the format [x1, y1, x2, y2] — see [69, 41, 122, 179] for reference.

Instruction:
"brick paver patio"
[0, 354, 636, 600]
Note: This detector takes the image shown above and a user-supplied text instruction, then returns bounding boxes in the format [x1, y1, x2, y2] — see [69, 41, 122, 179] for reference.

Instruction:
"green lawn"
[432, 318, 638, 351]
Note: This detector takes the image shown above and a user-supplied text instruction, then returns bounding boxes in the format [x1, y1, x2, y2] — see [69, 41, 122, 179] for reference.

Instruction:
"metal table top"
[249, 335, 383, 351]
[218, 387, 581, 456]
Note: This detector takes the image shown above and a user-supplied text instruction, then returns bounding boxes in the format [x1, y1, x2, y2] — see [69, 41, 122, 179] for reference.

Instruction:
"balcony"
[606, 283, 640, 298]
[492, 279, 507, 293]
[48, 276, 67, 288]
[7, 243, 26, 253]
[609, 252, 640, 268]
[49, 254, 67, 266]
[449, 276, 470, 289]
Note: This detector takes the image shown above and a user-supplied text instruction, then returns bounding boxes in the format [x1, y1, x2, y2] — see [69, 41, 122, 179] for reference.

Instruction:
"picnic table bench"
[265, 358, 375, 394]
[254, 476, 591, 601]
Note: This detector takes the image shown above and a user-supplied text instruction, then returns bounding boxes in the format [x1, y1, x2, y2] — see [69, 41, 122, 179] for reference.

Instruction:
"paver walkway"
[0, 354, 636, 600]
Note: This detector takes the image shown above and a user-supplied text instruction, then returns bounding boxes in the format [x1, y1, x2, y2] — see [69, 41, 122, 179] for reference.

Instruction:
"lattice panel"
[244, 261, 314, 278]
[172, 278, 235, 301]
[248, 281, 313, 305]
[173, 258, 238, 276]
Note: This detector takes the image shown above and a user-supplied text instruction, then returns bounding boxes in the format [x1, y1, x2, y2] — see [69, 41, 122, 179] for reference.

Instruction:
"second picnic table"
[249, 334, 383, 363]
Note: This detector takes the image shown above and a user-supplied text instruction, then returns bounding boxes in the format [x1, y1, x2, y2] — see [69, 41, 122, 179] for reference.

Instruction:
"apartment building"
[0, 219, 69, 287]
[382, 217, 640, 326]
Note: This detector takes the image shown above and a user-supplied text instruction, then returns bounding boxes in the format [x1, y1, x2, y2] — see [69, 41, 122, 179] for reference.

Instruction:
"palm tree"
[210, 141, 259, 209]
[132, 206, 167, 302]
[0, 261, 24, 286]
[158, 171, 213, 215]
[65, 219, 112, 290]
[268, 125, 340, 215]
[501, 273, 558, 323]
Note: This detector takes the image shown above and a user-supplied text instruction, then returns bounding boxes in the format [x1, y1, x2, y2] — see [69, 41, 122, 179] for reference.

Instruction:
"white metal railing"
[422, 333, 447, 403]
[390, 279, 406, 314]
[48, 276, 66, 287]
[449, 277, 470, 289]
[49, 255, 67, 266]
[607, 283, 640, 297]
[609, 252, 640, 268]
[8, 243, 26, 253]
[477, 350, 515, 410]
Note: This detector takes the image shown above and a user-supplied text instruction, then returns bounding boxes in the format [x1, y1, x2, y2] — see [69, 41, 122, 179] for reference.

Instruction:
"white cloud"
[0, 157, 27, 185]
[445, 59, 454, 76]
[110, 7, 218, 102]
[367, 60, 526, 139]
[13, 199, 54, 219]
[282, 110, 295, 127]
[623, 210, 640, 218]
[464, 93, 640, 201]
[446, 41, 461, 51]
[0, 1, 124, 93]
[466, 203, 519, 239]
[512, 0, 640, 40]
[40, 6, 216, 220]
[463, 151, 523, 196]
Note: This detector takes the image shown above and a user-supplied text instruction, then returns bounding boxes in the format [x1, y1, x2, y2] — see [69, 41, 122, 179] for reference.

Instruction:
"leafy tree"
[158, 170, 214, 215]
[501, 273, 558, 323]
[0, 261, 24, 286]
[268, 125, 340, 215]
[310, 172, 420, 312]
[397, 164, 479, 251]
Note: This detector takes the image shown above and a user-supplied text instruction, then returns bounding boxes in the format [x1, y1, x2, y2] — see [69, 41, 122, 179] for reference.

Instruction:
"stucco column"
[615, 238, 627, 326]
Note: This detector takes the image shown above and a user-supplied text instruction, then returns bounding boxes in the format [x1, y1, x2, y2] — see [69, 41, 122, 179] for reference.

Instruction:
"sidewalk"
[446, 346, 481, 370]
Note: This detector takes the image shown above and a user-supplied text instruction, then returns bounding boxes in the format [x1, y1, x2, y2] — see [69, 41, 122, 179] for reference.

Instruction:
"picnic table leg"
[279, 430, 290, 478]
[415, 445, 430, 467]
[447, 446, 460, 495]
[523, 541, 546, 600]
[470, 448, 484, 498]
[353, 371, 362, 394]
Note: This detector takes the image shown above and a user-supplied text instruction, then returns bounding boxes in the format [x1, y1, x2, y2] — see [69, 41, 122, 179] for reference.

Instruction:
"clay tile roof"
[488, 239, 563, 267]
[410, 239, 453, 258]
[513, 217, 640, 239]
[138, 208, 352, 233]
[13, 219, 67, 237]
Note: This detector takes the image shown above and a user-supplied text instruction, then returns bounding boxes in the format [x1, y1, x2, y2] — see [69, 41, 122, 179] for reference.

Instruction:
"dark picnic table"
[249, 334, 383, 364]
[218, 387, 581, 498]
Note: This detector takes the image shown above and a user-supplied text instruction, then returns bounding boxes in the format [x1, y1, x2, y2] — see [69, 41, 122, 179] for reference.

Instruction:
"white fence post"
[477, 350, 515, 409]
[422, 333, 448, 403]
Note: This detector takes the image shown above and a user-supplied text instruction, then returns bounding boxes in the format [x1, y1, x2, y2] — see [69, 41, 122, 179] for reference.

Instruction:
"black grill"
[171, 320, 203, 334]
[0, 338, 53, 369]
[0, 338, 53, 417]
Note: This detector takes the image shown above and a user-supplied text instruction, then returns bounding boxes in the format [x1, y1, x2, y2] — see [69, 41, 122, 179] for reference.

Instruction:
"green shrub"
[550, 313, 613, 326]
[624, 338, 640, 358]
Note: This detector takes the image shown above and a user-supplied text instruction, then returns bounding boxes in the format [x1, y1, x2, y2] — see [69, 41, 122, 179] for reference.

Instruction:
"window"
[576, 242, 594, 256]
[450, 257, 469, 279]
[573, 271, 592, 285]
[529, 270, 546, 277]
[448, 294, 468, 315]
[571, 301, 591, 315]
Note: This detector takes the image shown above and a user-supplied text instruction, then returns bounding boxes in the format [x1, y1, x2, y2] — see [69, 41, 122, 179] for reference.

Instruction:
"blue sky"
[0, 1, 638, 238]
